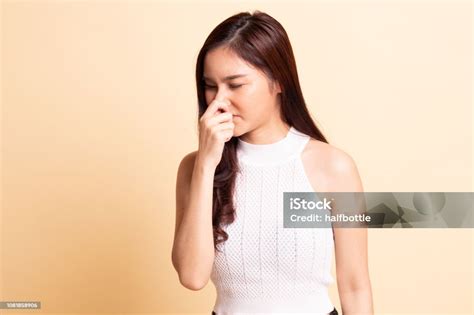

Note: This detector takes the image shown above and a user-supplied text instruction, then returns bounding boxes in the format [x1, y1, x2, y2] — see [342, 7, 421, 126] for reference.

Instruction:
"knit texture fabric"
[210, 127, 335, 315]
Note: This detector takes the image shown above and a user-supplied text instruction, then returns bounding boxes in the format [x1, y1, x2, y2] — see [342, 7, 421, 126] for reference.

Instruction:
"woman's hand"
[197, 99, 235, 170]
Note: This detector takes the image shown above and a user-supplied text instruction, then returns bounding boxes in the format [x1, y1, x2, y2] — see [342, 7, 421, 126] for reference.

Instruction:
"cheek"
[204, 90, 215, 105]
[243, 84, 275, 112]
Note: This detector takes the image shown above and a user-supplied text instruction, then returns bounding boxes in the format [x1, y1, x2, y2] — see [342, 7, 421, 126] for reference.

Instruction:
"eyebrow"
[203, 74, 248, 81]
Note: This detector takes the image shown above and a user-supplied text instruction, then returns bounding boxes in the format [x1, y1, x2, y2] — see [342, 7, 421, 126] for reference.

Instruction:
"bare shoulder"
[302, 139, 357, 174]
[176, 150, 199, 205]
[301, 139, 362, 192]
[176, 151, 198, 198]
[178, 150, 199, 176]
[175, 150, 199, 233]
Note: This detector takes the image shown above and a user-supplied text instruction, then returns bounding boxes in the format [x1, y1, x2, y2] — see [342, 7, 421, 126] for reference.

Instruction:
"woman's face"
[203, 46, 281, 137]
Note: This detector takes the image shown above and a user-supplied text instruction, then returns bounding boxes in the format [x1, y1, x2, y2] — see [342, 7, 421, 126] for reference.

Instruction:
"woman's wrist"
[194, 154, 216, 174]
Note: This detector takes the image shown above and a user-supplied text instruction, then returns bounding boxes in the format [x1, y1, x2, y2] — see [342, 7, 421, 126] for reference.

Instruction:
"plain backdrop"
[1, 0, 472, 314]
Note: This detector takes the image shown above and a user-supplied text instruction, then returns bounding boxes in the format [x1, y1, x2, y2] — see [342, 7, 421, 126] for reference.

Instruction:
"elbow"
[172, 253, 210, 291]
[337, 274, 372, 293]
[178, 273, 209, 291]
[171, 248, 212, 291]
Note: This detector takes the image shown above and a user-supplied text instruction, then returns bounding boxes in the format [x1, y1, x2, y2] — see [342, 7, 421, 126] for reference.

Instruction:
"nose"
[214, 94, 232, 111]
[215, 89, 230, 104]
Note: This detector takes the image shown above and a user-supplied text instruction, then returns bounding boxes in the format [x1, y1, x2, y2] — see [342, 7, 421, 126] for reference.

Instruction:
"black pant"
[212, 308, 339, 314]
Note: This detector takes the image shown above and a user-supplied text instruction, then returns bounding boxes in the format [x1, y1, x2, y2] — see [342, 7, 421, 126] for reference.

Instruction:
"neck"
[238, 122, 291, 145]
[236, 125, 310, 166]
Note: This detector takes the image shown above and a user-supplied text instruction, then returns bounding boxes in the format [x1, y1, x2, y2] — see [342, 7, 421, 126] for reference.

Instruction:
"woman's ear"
[272, 80, 282, 94]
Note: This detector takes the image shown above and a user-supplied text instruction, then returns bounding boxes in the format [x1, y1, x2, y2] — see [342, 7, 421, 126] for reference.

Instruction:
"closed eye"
[204, 83, 244, 90]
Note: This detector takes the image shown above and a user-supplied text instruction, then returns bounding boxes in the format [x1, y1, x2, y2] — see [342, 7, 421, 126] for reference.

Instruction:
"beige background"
[1, 0, 472, 314]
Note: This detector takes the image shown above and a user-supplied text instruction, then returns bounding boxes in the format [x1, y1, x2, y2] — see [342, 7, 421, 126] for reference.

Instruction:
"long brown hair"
[195, 11, 329, 252]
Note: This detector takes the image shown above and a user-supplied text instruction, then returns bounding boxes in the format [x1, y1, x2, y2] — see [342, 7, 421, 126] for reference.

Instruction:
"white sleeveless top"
[210, 126, 336, 315]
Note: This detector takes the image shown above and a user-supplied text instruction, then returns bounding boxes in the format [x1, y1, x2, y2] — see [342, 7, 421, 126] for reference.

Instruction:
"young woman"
[172, 11, 373, 315]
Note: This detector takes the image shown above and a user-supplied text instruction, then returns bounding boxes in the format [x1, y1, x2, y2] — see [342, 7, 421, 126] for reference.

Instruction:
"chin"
[234, 123, 254, 137]
[233, 127, 246, 138]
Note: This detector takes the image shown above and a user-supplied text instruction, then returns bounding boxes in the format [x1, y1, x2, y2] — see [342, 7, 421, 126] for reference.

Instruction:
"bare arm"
[328, 149, 374, 314]
[171, 152, 216, 290]
[171, 99, 234, 291]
